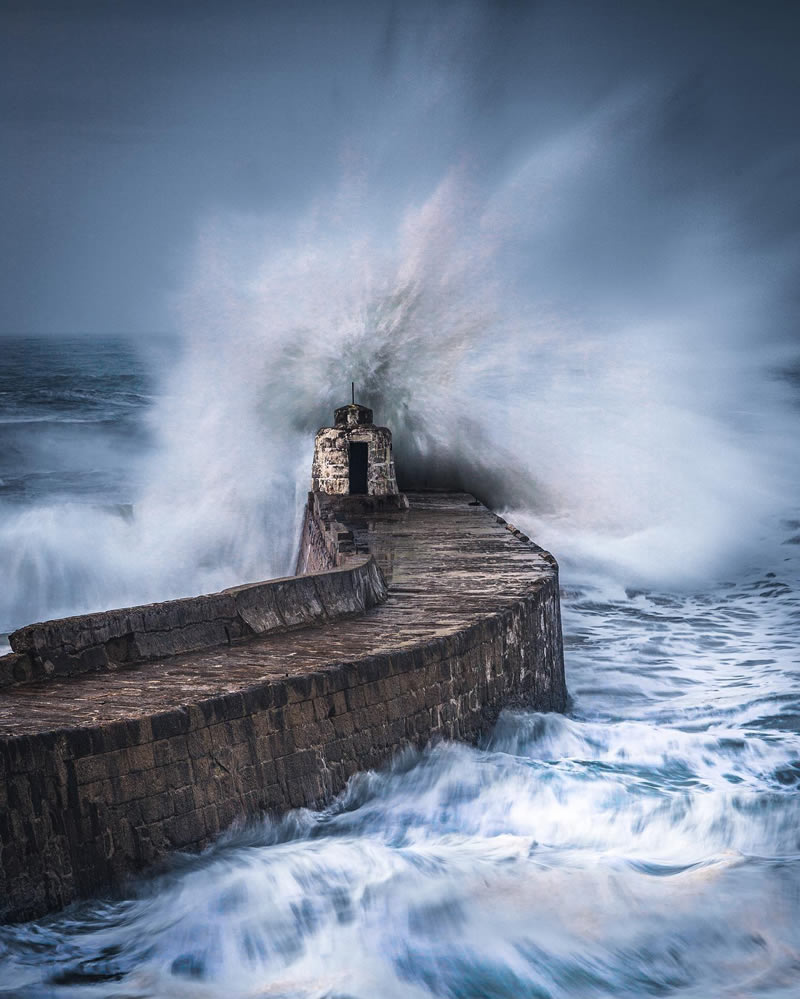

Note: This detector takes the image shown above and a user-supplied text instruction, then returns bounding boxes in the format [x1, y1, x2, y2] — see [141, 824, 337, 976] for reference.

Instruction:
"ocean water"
[0, 333, 300, 646]
[0, 334, 798, 998]
[0, 337, 150, 508]
[4, 0, 800, 993]
[0, 337, 153, 648]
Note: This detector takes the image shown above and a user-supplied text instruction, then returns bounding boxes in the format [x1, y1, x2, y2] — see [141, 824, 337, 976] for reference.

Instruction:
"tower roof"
[334, 403, 373, 427]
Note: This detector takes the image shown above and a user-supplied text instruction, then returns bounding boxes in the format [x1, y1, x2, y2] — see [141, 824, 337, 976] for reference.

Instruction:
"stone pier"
[0, 492, 565, 922]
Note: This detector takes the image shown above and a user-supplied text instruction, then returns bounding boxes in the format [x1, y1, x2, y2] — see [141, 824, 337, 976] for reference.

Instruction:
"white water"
[1, 2, 799, 634]
[1, 4, 799, 994]
[2, 558, 800, 997]
[0, 144, 795, 638]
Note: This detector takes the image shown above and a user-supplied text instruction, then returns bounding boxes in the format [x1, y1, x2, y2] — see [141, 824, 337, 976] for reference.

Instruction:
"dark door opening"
[348, 442, 368, 495]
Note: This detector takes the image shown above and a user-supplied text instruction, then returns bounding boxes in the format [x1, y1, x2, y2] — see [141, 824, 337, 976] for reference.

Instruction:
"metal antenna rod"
[352, 381, 355, 405]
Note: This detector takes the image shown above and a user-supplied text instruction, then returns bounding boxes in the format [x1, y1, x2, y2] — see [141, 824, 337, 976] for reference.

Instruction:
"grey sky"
[2, 0, 799, 339]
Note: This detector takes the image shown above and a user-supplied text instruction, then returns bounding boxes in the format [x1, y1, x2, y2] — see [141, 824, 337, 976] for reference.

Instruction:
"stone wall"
[311, 425, 399, 496]
[294, 492, 357, 574]
[0, 568, 561, 922]
[0, 557, 386, 688]
[0, 492, 565, 923]
[294, 492, 409, 575]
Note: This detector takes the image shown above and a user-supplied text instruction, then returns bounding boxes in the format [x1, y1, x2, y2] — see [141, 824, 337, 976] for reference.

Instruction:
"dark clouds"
[1, 0, 799, 337]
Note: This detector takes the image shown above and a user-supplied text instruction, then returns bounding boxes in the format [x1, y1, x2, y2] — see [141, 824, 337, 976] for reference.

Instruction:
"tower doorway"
[348, 442, 368, 495]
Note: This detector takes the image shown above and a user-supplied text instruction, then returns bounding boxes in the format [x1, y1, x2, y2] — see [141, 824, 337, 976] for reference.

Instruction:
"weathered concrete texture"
[0, 493, 565, 922]
[1, 559, 386, 688]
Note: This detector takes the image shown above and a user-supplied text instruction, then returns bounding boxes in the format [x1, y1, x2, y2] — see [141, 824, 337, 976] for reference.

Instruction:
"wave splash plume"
[1, 4, 799, 995]
[1, 4, 800, 632]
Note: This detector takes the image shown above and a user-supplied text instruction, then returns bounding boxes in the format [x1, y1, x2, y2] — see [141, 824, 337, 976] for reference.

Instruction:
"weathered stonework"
[0, 493, 565, 923]
[294, 492, 357, 574]
[0, 559, 386, 688]
[311, 403, 401, 497]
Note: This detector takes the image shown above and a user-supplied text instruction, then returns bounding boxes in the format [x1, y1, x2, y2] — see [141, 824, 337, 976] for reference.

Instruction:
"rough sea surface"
[0, 339, 798, 998]
[0, 337, 155, 645]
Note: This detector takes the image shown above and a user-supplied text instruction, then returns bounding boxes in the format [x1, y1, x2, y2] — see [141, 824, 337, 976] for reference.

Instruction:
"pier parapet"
[0, 403, 565, 923]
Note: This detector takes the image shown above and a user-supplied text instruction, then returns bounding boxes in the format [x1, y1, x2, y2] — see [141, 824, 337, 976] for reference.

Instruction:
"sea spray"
[1, 138, 796, 635]
[1, 4, 800, 993]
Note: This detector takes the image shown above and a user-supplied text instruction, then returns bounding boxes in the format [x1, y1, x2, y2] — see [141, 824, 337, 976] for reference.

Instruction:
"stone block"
[151, 708, 190, 741]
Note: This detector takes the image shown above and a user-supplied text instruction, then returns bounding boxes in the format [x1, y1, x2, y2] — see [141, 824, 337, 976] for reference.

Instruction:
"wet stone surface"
[0, 494, 560, 737]
[0, 492, 565, 921]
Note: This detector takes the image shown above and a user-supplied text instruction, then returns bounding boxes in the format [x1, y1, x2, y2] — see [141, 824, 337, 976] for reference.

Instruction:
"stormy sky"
[1, 0, 799, 341]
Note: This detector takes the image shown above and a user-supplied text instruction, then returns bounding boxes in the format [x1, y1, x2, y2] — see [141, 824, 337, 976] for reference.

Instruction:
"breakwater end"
[0, 489, 565, 922]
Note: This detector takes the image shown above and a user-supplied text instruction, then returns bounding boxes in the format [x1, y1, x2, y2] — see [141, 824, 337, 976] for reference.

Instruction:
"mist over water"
[1, 142, 797, 632]
[2, 1, 799, 632]
[1, 2, 800, 995]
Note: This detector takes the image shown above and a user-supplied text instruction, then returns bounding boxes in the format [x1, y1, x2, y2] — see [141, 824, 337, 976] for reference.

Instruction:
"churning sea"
[0, 335, 799, 998]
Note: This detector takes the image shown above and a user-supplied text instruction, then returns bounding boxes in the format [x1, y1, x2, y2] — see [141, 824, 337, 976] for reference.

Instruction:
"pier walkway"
[0, 494, 562, 738]
[0, 493, 565, 921]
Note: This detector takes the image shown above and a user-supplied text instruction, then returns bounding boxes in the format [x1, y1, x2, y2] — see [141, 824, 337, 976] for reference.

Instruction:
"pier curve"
[0, 492, 565, 922]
